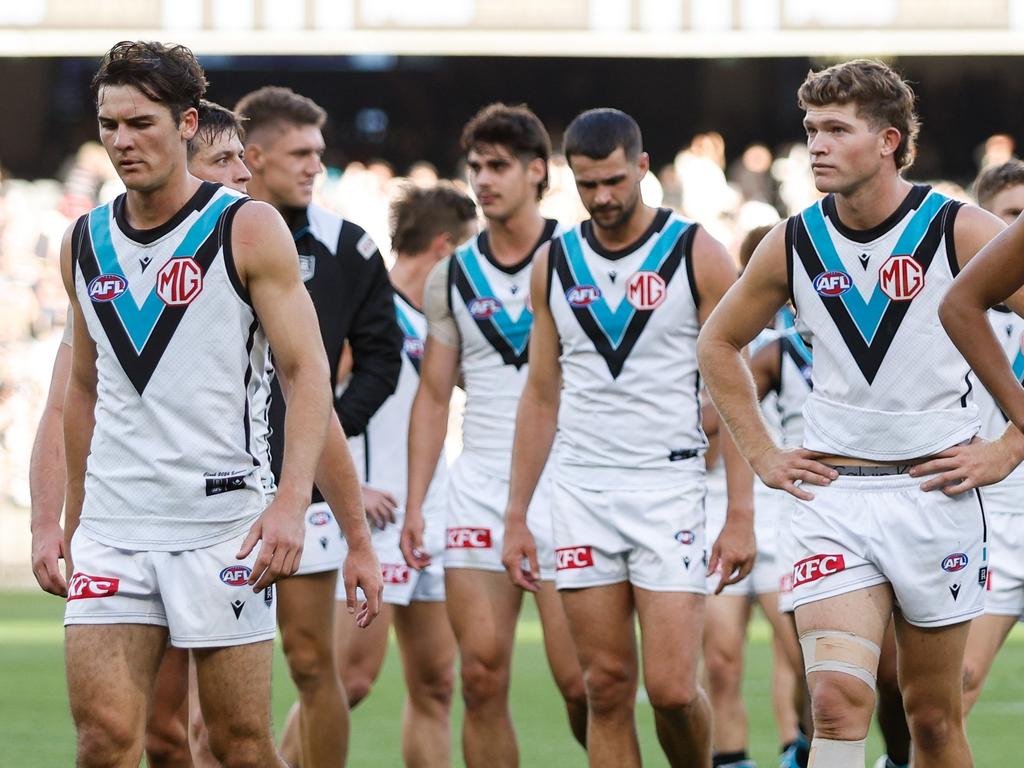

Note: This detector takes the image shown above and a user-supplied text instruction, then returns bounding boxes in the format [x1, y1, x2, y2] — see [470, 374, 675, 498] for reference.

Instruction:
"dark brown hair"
[798, 59, 919, 171]
[234, 86, 326, 141]
[187, 100, 245, 159]
[390, 181, 476, 255]
[91, 40, 207, 123]
[460, 103, 551, 199]
[564, 108, 643, 163]
[974, 159, 1024, 211]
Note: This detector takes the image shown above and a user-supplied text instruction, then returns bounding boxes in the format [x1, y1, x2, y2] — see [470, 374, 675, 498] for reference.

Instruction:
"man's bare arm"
[697, 222, 836, 500]
[503, 244, 560, 592]
[30, 339, 72, 596]
[234, 201, 332, 590]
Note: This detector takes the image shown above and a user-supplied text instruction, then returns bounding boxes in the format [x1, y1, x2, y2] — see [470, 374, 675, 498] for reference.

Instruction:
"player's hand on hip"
[342, 540, 383, 628]
[752, 446, 837, 501]
[707, 516, 757, 595]
[238, 498, 305, 592]
[31, 523, 68, 597]
[362, 485, 398, 530]
[913, 437, 1017, 495]
[400, 507, 431, 569]
[501, 517, 540, 593]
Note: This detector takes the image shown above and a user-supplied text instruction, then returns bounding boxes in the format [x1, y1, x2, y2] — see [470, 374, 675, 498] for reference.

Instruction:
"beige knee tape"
[807, 737, 866, 767]
[799, 630, 880, 690]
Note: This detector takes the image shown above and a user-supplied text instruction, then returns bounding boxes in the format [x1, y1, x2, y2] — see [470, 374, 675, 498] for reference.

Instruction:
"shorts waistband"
[830, 464, 913, 477]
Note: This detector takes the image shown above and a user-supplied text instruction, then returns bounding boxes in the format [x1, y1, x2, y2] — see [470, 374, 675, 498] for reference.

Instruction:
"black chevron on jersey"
[551, 227, 692, 379]
[790, 201, 954, 385]
[449, 257, 528, 369]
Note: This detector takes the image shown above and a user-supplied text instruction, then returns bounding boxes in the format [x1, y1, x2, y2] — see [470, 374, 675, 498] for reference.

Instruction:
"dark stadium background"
[2, 55, 1020, 185]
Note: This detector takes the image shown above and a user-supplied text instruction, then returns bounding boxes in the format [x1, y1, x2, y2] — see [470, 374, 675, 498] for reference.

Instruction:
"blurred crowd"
[0, 130, 1011, 507]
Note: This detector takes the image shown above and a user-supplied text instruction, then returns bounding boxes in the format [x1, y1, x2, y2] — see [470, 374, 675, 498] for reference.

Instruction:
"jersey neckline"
[113, 181, 220, 246]
[477, 218, 558, 274]
[822, 184, 930, 244]
[581, 207, 672, 261]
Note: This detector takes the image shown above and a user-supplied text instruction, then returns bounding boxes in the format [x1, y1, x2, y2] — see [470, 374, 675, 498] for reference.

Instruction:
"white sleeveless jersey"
[350, 291, 447, 504]
[549, 208, 706, 484]
[975, 307, 1024, 495]
[789, 185, 978, 460]
[72, 183, 272, 550]
[448, 220, 560, 477]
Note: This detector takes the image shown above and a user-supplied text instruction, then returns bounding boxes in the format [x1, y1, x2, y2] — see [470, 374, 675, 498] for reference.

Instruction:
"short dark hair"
[798, 59, 919, 172]
[460, 103, 551, 198]
[234, 86, 326, 142]
[91, 40, 207, 124]
[390, 181, 477, 255]
[563, 108, 643, 163]
[187, 100, 245, 159]
[974, 160, 1024, 211]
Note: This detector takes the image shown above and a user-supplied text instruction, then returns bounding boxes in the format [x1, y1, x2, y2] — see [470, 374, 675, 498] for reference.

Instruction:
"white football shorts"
[294, 502, 344, 576]
[705, 480, 783, 597]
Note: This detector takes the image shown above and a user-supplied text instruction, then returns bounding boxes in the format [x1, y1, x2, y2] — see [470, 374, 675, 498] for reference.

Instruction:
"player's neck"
[244, 177, 280, 212]
[485, 206, 546, 265]
[590, 203, 658, 252]
[123, 171, 202, 231]
[389, 255, 434, 309]
[833, 173, 913, 233]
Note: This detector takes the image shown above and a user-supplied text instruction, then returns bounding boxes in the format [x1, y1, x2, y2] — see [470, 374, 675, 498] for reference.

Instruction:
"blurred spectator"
[976, 133, 1016, 172]
[728, 143, 780, 212]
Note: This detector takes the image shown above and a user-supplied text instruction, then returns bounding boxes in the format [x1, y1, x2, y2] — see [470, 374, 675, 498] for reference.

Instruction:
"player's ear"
[880, 126, 902, 160]
[637, 151, 650, 177]
[179, 107, 199, 142]
[526, 156, 546, 189]
[244, 143, 264, 172]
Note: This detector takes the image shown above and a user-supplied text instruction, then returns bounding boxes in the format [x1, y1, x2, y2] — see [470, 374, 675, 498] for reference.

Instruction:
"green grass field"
[2, 589, 1022, 766]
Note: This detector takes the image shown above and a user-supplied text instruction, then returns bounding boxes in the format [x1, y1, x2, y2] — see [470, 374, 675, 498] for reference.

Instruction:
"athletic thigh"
[560, 582, 638, 679]
[893, 611, 970, 711]
[66, 624, 168, 743]
[393, 600, 457, 693]
[444, 569, 523, 664]
[192, 641, 275, 749]
[634, 588, 705, 694]
[335, 598, 393, 688]
[277, 570, 338, 657]
[533, 580, 584, 693]
[147, 645, 190, 740]
[703, 594, 752, 664]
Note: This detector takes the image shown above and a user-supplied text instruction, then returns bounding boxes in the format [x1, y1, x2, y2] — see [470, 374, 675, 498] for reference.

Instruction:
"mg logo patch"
[626, 271, 667, 310]
[157, 257, 203, 306]
[878, 255, 924, 301]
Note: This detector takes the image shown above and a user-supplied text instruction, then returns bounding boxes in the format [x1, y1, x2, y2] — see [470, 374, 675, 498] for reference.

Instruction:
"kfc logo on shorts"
[793, 554, 846, 586]
[446, 527, 492, 549]
[67, 573, 120, 601]
[674, 530, 696, 545]
[468, 297, 502, 319]
[308, 510, 331, 526]
[941, 552, 969, 573]
[88, 274, 128, 303]
[878, 255, 924, 302]
[157, 257, 203, 306]
[566, 285, 601, 307]
[382, 563, 411, 584]
[556, 546, 594, 570]
[219, 565, 252, 586]
[626, 271, 667, 310]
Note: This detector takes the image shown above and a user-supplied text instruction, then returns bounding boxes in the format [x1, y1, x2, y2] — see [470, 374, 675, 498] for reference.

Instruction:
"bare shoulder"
[532, 240, 551, 271]
[230, 199, 289, 247]
[953, 203, 1006, 267]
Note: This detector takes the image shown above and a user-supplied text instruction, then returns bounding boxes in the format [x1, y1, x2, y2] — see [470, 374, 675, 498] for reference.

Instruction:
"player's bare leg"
[446, 569, 523, 768]
[66, 624, 168, 768]
[335, 600, 392, 707]
[702, 593, 752, 757]
[561, 582, 641, 768]
[534, 580, 588, 747]
[962, 612, 1017, 716]
[194, 640, 284, 767]
[756, 591, 800, 749]
[635, 588, 711, 767]
[144, 646, 191, 767]
[393, 600, 457, 767]
[875, 619, 910, 767]
[893, 611, 973, 767]
[795, 584, 892, 764]
[276, 571, 348, 768]
[187, 652, 219, 768]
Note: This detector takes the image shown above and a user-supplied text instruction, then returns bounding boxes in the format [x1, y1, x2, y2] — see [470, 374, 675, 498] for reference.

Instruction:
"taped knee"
[800, 630, 880, 690]
[807, 737, 866, 767]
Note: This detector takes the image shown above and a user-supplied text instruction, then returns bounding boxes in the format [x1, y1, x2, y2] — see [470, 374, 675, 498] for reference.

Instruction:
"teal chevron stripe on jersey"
[395, 301, 420, 341]
[560, 218, 688, 347]
[89, 193, 236, 353]
[802, 191, 946, 344]
[1013, 347, 1024, 382]
[456, 244, 532, 355]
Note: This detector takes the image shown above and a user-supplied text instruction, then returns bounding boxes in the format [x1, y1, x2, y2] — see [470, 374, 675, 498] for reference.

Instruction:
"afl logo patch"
[566, 284, 601, 307]
[403, 336, 425, 359]
[626, 271, 666, 310]
[674, 530, 696, 545]
[468, 297, 502, 319]
[88, 274, 128, 302]
[219, 565, 252, 586]
[941, 553, 968, 573]
[157, 257, 203, 306]
[878, 255, 924, 301]
[813, 271, 852, 297]
[308, 510, 331, 526]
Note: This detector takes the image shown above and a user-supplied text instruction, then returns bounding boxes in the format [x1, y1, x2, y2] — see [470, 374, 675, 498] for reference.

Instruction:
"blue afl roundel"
[88, 273, 128, 302]
[566, 284, 602, 307]
[813, 270, 852, 297]
[468, 297, 502, 319]
[219, 565, 252, 586]
[941, 553, 968, 573]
